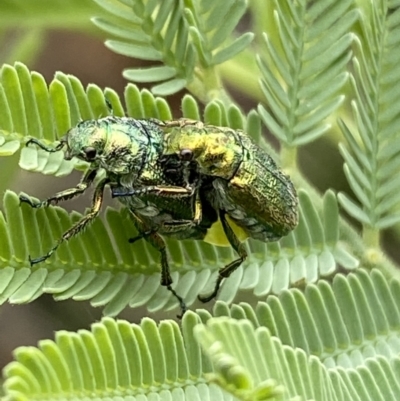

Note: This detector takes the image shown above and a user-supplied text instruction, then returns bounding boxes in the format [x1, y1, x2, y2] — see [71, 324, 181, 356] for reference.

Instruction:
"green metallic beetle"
[20, 116, 217, 315]
[158, 119, 299, 302]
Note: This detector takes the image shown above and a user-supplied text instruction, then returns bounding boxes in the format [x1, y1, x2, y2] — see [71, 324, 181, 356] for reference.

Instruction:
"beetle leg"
[128, 230, 153, 244]
[127, 212, 187, 317]
[193, 190, 202, 224]
[28, 177, 109, 266]
[161, 188, 203, 233]
[160, 118, 200, 128]
[112, 185, 194, 198]
[20, 169, 97, 208]
[198, 210, 247, 303]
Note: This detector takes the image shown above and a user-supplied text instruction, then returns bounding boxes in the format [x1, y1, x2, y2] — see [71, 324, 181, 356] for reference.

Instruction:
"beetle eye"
[84, 146, 97, 160]
[180, 148, 193, 161]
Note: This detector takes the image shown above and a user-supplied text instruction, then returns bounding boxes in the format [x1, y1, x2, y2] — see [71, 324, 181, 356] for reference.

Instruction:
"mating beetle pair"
[21, 116, 298, 316]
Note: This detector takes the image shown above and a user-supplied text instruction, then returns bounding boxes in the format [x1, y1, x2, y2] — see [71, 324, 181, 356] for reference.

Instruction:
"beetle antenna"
[26, 138, 66, 153]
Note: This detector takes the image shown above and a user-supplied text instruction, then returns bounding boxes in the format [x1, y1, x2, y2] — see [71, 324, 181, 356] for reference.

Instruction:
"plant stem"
[280, 145, 297, 171]
[362, 225, 380, 250]
[188, 67, 233, 105]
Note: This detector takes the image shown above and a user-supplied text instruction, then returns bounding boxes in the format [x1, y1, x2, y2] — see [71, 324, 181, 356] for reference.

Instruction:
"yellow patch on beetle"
[204, 215, 249, 246]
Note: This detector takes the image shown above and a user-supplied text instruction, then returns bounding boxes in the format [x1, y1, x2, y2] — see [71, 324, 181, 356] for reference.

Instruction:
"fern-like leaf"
[0, 63, 176, 175]
[257, 0, 357, 146]
[2, 316, 222, 401]
[92, 0, 253, 98]
[206, 269, 400, 369]
[4, 269, 400, 400]
[196, 269, 400, 400]
[0, 63, 360, 313]
[0, 187, 358, 315]
[0, 62, 364, 314]
[338, 1, 400, 233]
[0, 63, 265, 176]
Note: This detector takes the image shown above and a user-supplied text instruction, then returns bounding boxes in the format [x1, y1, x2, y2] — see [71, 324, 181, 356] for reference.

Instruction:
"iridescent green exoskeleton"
[161, 119, 299, 302]
[20, 116, 214, 316]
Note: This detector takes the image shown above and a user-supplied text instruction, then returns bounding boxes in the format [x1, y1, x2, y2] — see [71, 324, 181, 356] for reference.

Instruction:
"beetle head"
[62, 117, 146, 176]
[63, 119, 106, 164]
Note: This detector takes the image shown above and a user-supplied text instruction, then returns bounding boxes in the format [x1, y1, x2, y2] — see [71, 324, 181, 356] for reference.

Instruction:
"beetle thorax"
[182, 133, 242, 179]
[101, 128, 144, 176]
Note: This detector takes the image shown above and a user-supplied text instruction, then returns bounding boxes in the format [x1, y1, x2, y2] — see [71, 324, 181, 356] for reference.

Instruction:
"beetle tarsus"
[29, 252, 53, 266]
[19, 195, 45, 208]
[167, 285, 187, 319]
[198, 277, 224, 303]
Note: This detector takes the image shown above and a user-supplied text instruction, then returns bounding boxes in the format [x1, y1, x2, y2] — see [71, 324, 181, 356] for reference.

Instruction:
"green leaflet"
[257, 0, 356, 146]
[0, 63, 360, 313]
[338, 2, 400, 233]
[3, 269, 400, 401]
[93, 0, 253, 98]
[0, 188, 357, 315]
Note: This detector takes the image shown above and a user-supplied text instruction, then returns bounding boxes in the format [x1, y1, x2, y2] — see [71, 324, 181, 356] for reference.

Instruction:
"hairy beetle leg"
[198, 210, 248, 303]
[128, 213, 188, 318]
[128, 230, 153, 244]
[112, 185, 193, 198]
[19, 169, 97, 209]
[28, 178, 108, 266]
[167, 285, 187, 319]
[19, 195, 47, 209]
